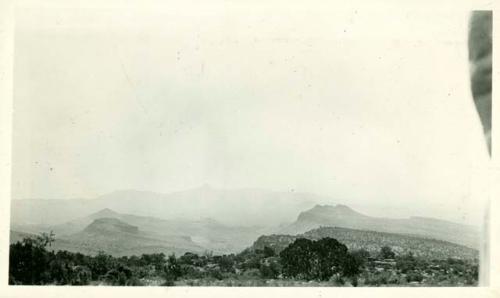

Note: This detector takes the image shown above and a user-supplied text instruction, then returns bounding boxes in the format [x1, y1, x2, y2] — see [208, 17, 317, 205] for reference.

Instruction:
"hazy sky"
[12, 2, 490, 224]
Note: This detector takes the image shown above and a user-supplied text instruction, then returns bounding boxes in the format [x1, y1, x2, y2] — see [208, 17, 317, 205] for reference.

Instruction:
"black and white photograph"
[0, 0, 497, 292]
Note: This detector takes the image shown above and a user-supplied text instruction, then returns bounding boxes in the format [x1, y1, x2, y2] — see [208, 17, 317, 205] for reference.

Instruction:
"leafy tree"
[71, 265, 92, 285]
[9, 234, 53, 284]
[240, 250, 264, 271]
[164, 254, 181, 285]
[379, 246, 396, 259]
[396, 252, 417, 273]
[179, 252, 199, 266]
[103, 265, 134, 285]
[280, 238, 316, 279]
[217, 254, 235, 273]
[259, 257, 281, 279]
[342, 252, 363, 278]
[141, 253, 166, 272]
[208, 265, 224, 280]
[279, 237, 357, 281]
[351, 249, 370, 265]
[313, 238, 349, 281]
[39, 231, 56, 247]
[89, 251, 115, 280]
[263, 246, 275, 258]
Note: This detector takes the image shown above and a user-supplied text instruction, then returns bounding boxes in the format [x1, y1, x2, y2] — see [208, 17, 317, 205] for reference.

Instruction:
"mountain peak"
[89, 208, 120, 219]
[297, 204, 363, 223]
[83, 217, 139, 234]
[310, 204, 356, 212]
[334, 204, 355, 211]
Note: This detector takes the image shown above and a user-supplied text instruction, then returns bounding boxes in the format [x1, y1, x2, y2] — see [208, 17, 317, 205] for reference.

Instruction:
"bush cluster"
[9, 233, 477, 286]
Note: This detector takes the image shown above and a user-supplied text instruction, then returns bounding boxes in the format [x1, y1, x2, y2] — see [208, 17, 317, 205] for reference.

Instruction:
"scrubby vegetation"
[254, 227, 478, 260]
[9, 233, 478, 286]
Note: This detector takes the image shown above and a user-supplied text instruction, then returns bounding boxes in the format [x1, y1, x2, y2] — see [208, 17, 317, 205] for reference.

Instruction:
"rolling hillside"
[53, 217, 205, 256]
[11, 209, 266, 255]
[10, 197, 480, 256]
[253, 226, 478, 260]
[281, 204, 478, 248]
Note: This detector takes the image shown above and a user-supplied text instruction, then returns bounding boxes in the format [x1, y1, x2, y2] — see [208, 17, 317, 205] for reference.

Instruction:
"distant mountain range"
[10, 187, 480, 257]
[11, 186, 324, 227]
[11, 208, 265, 256]
[280, 204, 478, 248]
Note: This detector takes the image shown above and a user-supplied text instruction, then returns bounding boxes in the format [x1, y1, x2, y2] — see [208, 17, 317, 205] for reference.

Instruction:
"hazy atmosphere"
[7, 1, 494, 288]
[12, 3, 489, 225]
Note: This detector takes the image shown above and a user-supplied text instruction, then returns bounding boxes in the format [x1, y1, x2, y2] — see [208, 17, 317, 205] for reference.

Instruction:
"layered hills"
[10, 189, 480, 257]
[11, 208, 265, 256]
[281, 204, 478, 248]
[253, 226, 478, 260]
[11, 187, 323, 227]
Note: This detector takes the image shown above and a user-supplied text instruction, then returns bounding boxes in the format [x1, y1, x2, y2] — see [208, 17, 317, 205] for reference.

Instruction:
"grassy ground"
[173, 279, 347, 287]
[158, 278, 476, 287]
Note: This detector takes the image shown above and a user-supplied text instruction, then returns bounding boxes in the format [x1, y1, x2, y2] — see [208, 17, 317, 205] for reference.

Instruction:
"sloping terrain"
[281, 204, 478, 248]
[253, 226, 478, 260]
[11, 209, 265, 255]
[11, 218, 205, 256]
[53, 217, 204, 256]
[9, 230, 36, 244]
[10, 197, 479, 256]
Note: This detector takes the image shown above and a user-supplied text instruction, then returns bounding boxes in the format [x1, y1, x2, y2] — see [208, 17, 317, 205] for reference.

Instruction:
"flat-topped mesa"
[282, 203, 478, 249]
[297, 204, 363, 222]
